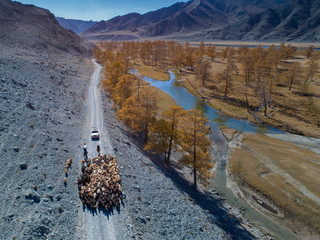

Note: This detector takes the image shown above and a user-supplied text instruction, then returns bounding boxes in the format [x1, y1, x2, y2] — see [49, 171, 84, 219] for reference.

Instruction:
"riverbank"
[180, 71, 320, 138]
[99, 86, 267, 239]
[137, 55, 320, 138]
[225, 129, 320, 238]
[178, 51, 320, 138]
[137, 65, 320, 239]
[135, 61, 170, 81]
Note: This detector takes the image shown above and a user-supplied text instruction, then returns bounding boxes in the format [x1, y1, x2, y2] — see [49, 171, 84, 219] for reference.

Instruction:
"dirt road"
[81, 60, 117, 240]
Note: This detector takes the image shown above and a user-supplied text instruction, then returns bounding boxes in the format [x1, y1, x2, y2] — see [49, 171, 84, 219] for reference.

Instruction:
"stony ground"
[0, 45, 92, 239]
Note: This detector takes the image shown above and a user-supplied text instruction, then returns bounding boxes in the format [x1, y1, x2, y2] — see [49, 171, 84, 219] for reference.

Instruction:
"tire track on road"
[82, 60, 116, 240]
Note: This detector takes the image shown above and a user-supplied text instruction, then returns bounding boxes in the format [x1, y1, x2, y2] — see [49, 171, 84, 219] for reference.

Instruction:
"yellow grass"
[136, 64, 170, 81]
[179, 52, 320, 138]
[141, 79, 178, 113]
[152, 86, 179, 113]
[229, 133, 320, 234]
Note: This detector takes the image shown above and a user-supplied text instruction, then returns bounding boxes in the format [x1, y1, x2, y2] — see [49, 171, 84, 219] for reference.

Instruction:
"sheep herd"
[78, 155, 123, 211]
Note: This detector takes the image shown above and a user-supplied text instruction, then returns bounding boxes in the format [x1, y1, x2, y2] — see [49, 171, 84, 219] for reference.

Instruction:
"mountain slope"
[0, 1, 93, 239]
[201, 0, 320, 41]
[81, 0, 290, 40]
[56, 17, 97, 34]
[0, 0, 93, 56]
[82, 2, 188, 39]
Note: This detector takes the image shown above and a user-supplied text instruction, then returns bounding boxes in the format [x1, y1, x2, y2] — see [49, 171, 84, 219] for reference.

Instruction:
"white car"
[91, 128, 100, 140]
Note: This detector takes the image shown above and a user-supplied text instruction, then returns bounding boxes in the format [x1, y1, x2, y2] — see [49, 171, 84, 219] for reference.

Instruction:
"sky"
[17, 0, 189, 21]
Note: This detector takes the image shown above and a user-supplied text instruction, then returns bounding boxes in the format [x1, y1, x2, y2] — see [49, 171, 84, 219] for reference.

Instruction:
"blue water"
[143, 71, 284, 134]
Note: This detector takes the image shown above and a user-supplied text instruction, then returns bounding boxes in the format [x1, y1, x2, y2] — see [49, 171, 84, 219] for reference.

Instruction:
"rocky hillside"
[0, 0, 93, 239]
[200, 0, 320, 41]
[0, 0, 93, 56]
[81, 0, 293, 40]
[56, 17, 97, 34]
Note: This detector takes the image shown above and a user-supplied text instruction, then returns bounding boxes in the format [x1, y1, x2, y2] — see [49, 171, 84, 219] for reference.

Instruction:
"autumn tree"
[117, 87, 158, 143]
[114, 74, 135, 107]
[256, 77, 269, 116]
[185, 48, 195, 71]
[117, 96, 142, 133]
[278, 42, 287, 62]
[93, 47, 104, 63]
[304, 55, 319, 84]
[216, 60, 233, 97]
[152, 41, 167, 67]
[195, 59, 211, 87]
[305, 45, 315, 59]
[284, 44, 296, 61]
[144, 118, 172, 160]
[194, 48, 203, 64]
[104, 61, 125, 93]
[238, 48, 255, 110]
[173, 45, 185, 72]
[226, 53, 239, 76]
[134, 75, 145, 101]
[199, 41, 206, 56]
[206, 44, 216, 61]
[179, 109, 212, 188]
[253, 51, 266, 94]
[221, 46, 230, 61]
[145, 106, 185, 165]
[118, 43, 132, 74]
[139, 87, 159, 143]
[168, 41, 178, 60]
[264, 45, 278, 75]
[130, 41, 139, 64]
[281, 63, 302, 90]
[140, 40, 152, 64]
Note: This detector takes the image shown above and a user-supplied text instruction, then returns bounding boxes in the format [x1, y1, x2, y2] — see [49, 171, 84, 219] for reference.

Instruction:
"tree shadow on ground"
[148, 152, 255, 240]
[106, 107, 256, 239]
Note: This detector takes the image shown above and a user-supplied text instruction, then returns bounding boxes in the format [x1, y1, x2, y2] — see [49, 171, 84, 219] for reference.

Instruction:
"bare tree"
[216, 60, 233, 97]
[195, 60, 211, 87]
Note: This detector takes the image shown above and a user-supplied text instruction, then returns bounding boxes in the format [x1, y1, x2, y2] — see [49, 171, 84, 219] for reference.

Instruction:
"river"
[142, 70, 297, 240]
[144, 71, 284, 134]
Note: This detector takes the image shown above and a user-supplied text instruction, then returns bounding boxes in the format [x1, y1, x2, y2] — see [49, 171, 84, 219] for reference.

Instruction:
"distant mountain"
[56, 17, 97, 34]
[81, 0, 295, 41]
[0, 0, 93, 56]
[200, 0, 320, 41]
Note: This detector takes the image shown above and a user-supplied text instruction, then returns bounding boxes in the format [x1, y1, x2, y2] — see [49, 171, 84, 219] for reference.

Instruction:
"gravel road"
[79, 60, 119, 240]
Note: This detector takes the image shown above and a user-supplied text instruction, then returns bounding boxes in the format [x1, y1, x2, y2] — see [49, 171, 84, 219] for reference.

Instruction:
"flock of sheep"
[78, 155, 123, 210]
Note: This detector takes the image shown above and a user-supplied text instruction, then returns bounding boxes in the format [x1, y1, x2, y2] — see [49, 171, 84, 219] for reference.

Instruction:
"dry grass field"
[181, 50, 320, 138]
[151, 86, 178, 113]
[229, 133, 320, 235]
[135, 61, 170, 81]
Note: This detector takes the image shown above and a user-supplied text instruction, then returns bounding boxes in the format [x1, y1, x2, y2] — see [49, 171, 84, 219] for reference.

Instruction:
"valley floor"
[225, 130, 320, 238]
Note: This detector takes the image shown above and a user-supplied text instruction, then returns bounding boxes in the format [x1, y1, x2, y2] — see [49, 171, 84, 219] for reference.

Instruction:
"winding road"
[82, 60, 116, 240]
